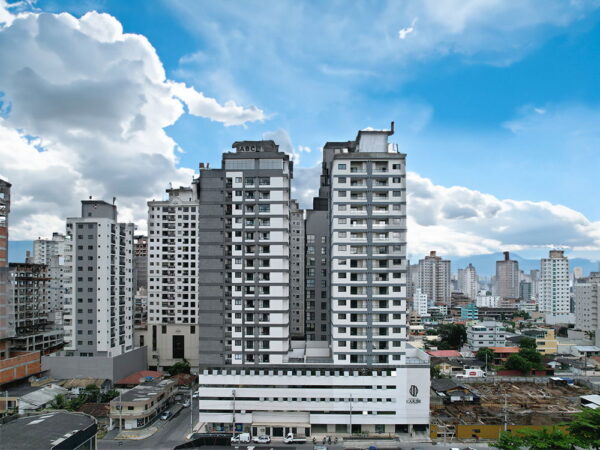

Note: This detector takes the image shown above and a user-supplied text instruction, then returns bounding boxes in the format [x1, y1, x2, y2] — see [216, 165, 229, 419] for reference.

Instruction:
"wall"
[42, 346, 147, 382]
[431, 424, 569, 440]
[0, 351, 41, 385]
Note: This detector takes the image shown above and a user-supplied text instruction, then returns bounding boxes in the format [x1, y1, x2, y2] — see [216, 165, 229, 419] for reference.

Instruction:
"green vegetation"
[492, 426, 575, 450]
[167, 359, 191, 376]
[519, 337, 537, 350]
[492, 408, 600, 450]
[436, 324, 467, 350]
[476, 347, 495, 367]
[430, 364, 442, 379]
[50, 385, 119, 411]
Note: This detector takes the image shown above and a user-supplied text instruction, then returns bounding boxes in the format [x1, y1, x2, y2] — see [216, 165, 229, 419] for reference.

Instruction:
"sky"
[0, 0, 599, 262]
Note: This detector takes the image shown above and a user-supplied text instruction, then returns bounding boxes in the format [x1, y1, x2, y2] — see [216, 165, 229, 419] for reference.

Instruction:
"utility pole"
[119, 391, 123, 432]
[503, 393, 508, 432]
[232, 389, 236, 435]
[190, 388, 193, 436]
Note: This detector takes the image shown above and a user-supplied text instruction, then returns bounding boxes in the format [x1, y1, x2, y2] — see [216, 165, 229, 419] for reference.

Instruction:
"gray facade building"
[133, 235, 148, 293]
[417, 251, 451, 305]
[63, 200, 134, 357]
[289, 200, 305, 338]
[9, 263, 63, 353]
[196, 141, 295, 366]
[305, 209, 330, 341]
[495, 251, 520, 300]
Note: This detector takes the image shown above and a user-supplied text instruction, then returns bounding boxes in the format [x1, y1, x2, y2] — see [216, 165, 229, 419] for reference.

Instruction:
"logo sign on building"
[407, 385, 421, 404]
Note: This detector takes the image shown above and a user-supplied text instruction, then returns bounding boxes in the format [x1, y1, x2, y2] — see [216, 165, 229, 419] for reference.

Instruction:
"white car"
[182, 400, 191, 407]
[192, 392, 200, 399]
[252, 435, 271, 444]
[231, 433, 251, 444]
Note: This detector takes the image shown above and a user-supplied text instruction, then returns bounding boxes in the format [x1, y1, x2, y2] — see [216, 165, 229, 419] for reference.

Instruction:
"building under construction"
[431, 380, 591, 441]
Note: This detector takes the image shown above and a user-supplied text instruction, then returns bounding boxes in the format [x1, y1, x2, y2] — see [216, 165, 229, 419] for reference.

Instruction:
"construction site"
[431, 380, 592, 440]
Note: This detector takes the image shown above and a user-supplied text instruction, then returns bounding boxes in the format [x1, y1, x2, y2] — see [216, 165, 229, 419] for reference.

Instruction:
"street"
[99, 398, 198, 450]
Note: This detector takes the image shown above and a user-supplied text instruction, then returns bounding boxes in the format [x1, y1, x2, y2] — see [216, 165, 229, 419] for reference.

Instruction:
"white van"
[231, 433, 251, 444]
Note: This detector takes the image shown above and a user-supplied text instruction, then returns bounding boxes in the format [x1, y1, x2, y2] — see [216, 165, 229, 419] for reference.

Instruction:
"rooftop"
[1, 412, 96, 449]
[490, 347, 520, 353]
[115, 370, 164, 386]
[112, 379, 174, 403]
[427, 350, 462, 358]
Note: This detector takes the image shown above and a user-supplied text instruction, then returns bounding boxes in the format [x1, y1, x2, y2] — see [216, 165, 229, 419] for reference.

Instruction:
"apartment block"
[9, 263, 63, 353]
[495, 252, 519, 300]
[305, 209, 330, 341]
[417, 251, 451, 305]
[195, 126, 430, 438]
[458, 264, 478, 300]
[539, 250, 570, 316]
[289, 200, 305, 339]
[62, 200, 134, 357]
[145, 186, 200, 369]
[133, 235, 148, 293]
[467, 321, 506, 350]
[574, 272, 600, 333]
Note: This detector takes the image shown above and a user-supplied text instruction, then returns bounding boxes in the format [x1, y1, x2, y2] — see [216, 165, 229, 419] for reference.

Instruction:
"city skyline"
[1, 0, 600, 263]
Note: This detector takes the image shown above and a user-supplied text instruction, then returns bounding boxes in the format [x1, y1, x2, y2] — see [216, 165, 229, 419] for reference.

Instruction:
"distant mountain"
[450, 252, 599, 277]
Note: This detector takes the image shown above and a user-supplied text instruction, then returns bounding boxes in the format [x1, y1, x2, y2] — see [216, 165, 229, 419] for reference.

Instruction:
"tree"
[51, 394, 68, 410]
[430, 365, 442, 379]
[492, 427, 576, 450]
[168, 359, 191, 376]
[436, 324, 467, 350]
[100, 390, 120, 403]
[504, 354, 532, 374]
[519, 337, 537, 350]
[476, 347, 495, 368]
[564, 407, 600, 449]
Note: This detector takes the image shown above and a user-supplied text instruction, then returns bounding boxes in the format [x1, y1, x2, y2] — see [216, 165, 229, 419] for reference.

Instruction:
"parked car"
[160, 410, 171, 420]
[182, 400, 191, 407]
[231, 433, 251, 444]
[284, 433, 307, 444]
[192, 392, 200, 399]
[252, 435, 271, 444]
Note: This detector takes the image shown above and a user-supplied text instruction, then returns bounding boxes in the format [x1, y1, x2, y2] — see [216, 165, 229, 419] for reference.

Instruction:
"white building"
[458, 264, 478, 300]
[62, 200, 134, 357]
[198, 346, 430, 438]
[196, 126, 430, 438]
[144, 186, 200, 369]
[329, 128, 407, 365]
[574, 272, 600, 334]
[539, 250, 571, 319]
[417, 251, 451, 305]
[467, 321, 506, 350]
[475, 292, 500, 308]
[32, 233, 67, 265]
[413, 288, 429, 317]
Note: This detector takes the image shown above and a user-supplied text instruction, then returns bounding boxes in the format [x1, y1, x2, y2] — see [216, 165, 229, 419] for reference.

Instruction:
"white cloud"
[0, 7, 264, 239]
[407, 172, 600, 258]
[288, 166, 600, 259]
[398, 18, 417, 40]
[170, 81, 264, 126]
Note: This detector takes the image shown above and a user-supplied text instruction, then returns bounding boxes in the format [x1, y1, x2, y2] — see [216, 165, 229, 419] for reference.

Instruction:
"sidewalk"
[115, 426, 159, 440]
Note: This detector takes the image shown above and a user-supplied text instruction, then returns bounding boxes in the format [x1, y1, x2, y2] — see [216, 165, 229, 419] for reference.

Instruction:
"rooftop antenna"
[112, 197, 116, 205]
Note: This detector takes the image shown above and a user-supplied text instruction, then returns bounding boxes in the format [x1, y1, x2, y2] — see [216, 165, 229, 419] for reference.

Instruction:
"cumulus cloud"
[0, 6, 264, 239]
[407, 172, 600, 257]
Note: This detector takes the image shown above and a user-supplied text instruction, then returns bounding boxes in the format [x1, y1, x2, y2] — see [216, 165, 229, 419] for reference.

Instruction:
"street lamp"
[232, 389, 236, 434]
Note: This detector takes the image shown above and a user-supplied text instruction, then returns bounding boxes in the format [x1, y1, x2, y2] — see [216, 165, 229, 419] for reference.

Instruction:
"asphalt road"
[99, 398, 197, 450]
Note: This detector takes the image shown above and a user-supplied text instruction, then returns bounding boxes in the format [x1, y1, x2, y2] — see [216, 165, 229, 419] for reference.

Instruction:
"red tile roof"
[490, 347, 520, 353]
[115, 370, 164, 385]
[427, 350, 462, 358]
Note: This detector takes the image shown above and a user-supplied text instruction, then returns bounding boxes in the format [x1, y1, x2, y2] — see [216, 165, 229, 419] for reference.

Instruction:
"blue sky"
[1, 0, 599, 261]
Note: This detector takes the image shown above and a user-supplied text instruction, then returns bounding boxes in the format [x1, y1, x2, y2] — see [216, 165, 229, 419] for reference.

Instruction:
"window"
[338, 163, 347, 170]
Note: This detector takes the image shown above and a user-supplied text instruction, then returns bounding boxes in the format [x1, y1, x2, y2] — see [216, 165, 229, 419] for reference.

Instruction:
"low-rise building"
[1, 411, 98, 450]
[197, 351, 430, 439]
[18, 383, 68, 414]
[460, 304, 478, 321]
[431, 378, 479, 404]
[521, 328, 558, 355]
[489, 347, 520, 365]
[109, 378, 176, 429]
[467, 321, 506, 350]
